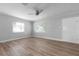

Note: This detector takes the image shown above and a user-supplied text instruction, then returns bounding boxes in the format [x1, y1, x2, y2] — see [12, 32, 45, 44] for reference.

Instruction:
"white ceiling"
[0, 3, 79, 21]
[0, 3, 51, 21]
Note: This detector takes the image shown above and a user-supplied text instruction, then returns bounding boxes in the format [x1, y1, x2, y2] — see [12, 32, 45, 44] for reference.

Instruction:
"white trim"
[0, 35, 31, 43]
[34, 36, 79, 44]
[1, 35, 79, 44]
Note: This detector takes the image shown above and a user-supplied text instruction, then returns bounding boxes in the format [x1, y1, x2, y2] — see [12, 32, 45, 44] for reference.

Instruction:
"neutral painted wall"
[0, 13, 31, 41]
[33, 10, 79, 44]
[33, 15, 62, 40]
[62, 17, 79, 43]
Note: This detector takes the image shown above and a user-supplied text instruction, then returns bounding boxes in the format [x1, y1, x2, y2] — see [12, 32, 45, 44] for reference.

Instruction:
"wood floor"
[0, 37, 79, 56]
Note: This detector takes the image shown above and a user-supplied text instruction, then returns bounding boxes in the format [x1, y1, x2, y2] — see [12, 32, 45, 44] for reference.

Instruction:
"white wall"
[62, 17, 79, 43]
[0, 13, 31, 41]
[33, 15, 62, 40]
[33, 10, 79, 44]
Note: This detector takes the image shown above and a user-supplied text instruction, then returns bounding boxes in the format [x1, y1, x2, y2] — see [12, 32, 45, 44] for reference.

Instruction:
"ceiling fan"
[22, 3, 44, 15]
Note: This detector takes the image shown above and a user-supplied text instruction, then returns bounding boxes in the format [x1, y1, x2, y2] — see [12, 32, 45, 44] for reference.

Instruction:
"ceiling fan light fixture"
[36, 9, 43, 15]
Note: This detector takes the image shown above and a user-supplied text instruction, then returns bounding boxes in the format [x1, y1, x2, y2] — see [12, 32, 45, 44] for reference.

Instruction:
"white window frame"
[12, 22, 24, 33]
[34, 23, 45, 33]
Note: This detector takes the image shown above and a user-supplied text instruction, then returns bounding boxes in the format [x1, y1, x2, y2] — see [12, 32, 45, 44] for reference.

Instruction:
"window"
[13, 22, 24, 33]
[34, 23, 45, 33]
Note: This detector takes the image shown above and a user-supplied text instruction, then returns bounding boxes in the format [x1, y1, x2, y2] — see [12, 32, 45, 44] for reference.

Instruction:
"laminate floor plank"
[0, 37, 79, 56]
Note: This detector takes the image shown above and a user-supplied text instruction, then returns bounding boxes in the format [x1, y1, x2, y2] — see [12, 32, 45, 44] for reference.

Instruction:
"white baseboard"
[34, 36, 79, 44]
[34, 36, 62, 40]
[0, 35, 31, 43]
[1, 35, 79, 44]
